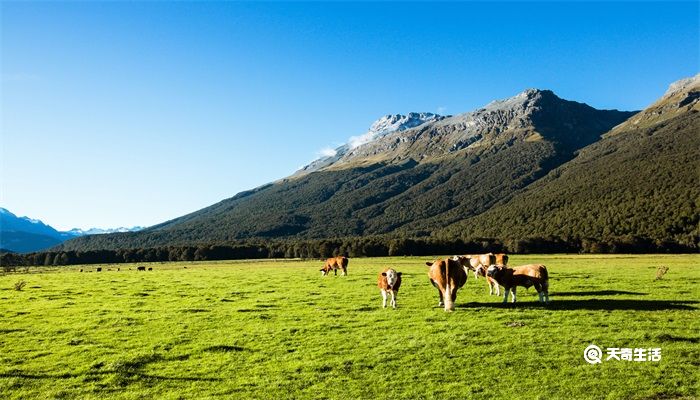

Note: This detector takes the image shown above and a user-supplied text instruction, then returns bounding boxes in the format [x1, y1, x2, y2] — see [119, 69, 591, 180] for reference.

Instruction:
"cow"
[137, 266, 146, 271]
[427, 257, 468, 312]
[148, 267, 153, 271]
[454, 253, 502, 296]
[96, 267, 102, 272]
[320, 256, 349, 276]
[377, 268, 402, 309]
[79, 269, 83, 272]
[486, 264, 550, 304]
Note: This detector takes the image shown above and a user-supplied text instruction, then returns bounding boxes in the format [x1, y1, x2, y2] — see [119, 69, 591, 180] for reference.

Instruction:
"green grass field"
[1, 255, 698, 399]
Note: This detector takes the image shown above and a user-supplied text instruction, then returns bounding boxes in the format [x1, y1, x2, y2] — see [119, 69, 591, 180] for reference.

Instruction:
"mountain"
[0, 208, 143, 253]
[294, 112, 446, 176]
[57, 87, 637, 251]
[0, 208, 65, 253]
[438, 74, 700, 250]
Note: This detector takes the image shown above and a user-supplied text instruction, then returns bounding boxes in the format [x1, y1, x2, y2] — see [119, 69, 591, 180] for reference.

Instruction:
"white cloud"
[348, 131, 377, 149]
[318, 147, 337, 157]
[437, 106, 447, 114]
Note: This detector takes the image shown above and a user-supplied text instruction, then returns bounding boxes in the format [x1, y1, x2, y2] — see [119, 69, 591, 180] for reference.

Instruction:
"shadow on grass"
[552, 290, 647, 297]
[0, 352, 222, 384]
[461, 299, 699, 311]
[0, 370, 222, 383]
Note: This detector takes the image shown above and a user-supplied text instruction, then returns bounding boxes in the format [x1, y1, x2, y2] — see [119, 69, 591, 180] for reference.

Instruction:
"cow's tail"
[444, 258, 454, 312]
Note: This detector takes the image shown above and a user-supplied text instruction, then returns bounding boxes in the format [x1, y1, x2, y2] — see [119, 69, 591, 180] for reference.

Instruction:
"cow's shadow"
[552, 290, 647, 297]
[461, 299, 699, 311]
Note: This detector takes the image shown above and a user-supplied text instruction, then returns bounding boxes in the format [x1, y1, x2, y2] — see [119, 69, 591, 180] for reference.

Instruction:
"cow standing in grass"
[486, 264, 550, 304]
[377, 268, 402, 309]
[454, 253, 503, 295]
[427, 258, 467, 312]
[320, 256, 349, 276]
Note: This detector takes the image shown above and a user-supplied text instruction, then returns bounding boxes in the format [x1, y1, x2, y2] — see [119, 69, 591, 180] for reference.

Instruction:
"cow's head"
[452, 255, 476, 271]
[486, 265, 502, 278]
[381, 269, 402, 290]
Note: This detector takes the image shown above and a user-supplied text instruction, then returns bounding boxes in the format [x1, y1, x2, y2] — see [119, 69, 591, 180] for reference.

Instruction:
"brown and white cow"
[377, 268, 402, 309]
[320, 256, 349, 276]
[486, 264, 550, 304]
[427, 258, 467, 312]
[454, 253, 503, 296]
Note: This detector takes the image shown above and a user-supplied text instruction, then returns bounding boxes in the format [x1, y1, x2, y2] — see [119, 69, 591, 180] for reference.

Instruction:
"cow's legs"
[502, 287, 510, 304]
[381, 290, 388, 308]
[430, 279, 444, 306]
[494, 281, 500, 296]
[543, 281, 550, 304]
[511, 287, 517, 303]
[535, 283, 544, 303]
[390, 290, 397, 309]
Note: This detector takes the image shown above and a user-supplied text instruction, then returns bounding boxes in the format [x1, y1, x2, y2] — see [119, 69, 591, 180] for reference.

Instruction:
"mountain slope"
[58, 89, 635, 251]
[0, 208, 144, 253]
[438, 74, 700, 249]
[0, 208, 65, 252]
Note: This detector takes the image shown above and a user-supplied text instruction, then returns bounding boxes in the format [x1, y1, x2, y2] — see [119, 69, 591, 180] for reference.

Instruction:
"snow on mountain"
[65, 226, 144, 236]
[0, 206, 145, 252]
[295, 112, 445, 175]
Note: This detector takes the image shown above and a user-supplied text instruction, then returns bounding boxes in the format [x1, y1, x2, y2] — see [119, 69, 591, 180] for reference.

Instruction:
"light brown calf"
[486, 264, 550, 304]
[320, 256, 349, 276]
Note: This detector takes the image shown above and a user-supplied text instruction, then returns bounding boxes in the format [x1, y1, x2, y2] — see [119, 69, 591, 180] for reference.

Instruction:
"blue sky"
[1, 1, 698, 231]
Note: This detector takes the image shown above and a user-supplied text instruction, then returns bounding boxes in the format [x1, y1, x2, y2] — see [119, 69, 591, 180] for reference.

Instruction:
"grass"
[1, 254, 698, 399]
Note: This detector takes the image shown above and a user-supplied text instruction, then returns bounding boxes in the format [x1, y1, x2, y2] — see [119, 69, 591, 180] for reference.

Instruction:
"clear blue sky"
[1, 1, 698, 231]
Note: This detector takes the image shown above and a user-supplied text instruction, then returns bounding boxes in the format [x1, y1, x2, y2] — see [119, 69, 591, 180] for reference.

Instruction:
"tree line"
[1, 234, 694, 268]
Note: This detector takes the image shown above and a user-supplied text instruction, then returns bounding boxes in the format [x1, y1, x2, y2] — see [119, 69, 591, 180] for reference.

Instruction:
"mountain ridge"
[0, 207, 144, 253]
[55, 84, 645, 251]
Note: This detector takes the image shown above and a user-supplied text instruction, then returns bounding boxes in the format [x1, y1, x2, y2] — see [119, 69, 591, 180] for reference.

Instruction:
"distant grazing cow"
[377, 268, 402, 309]
[486, 264, 550, 304]
[137, 266, 146, 271]
[79, 269, 83, 272]
[320, 256, 349, 276]
[117, 268, 120, 271]
[427, 257, 467, 312]
[148, 267, 153, 271]
[96, 267, 102, 272]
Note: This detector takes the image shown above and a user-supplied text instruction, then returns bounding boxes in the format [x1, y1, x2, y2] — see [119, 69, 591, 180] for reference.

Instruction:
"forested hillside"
[56, 89, 635, 251]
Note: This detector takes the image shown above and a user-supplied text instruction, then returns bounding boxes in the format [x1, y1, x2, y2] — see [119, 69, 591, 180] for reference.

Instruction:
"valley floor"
[1, 254, 698, 399]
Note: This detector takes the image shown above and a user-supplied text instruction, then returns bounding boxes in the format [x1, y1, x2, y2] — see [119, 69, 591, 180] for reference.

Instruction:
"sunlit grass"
[1, 255, 698, 399]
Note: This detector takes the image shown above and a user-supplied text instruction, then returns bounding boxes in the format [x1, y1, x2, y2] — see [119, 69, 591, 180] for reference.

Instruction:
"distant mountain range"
[0, 208, 143, 253]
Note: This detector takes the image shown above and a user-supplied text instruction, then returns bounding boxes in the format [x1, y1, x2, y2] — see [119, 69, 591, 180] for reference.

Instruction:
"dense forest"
[1, 233, 693, 268]
[439, 111, 700, 250]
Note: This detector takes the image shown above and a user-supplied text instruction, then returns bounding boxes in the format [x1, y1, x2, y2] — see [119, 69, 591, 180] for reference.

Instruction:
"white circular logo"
[584, 344, 603, 364]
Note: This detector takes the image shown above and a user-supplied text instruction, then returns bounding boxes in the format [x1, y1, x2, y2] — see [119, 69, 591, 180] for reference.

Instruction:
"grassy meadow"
[1, 254, 699, 399]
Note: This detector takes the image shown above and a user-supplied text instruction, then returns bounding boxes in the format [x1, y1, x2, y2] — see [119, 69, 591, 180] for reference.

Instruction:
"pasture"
[1, 254, 698, 399]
